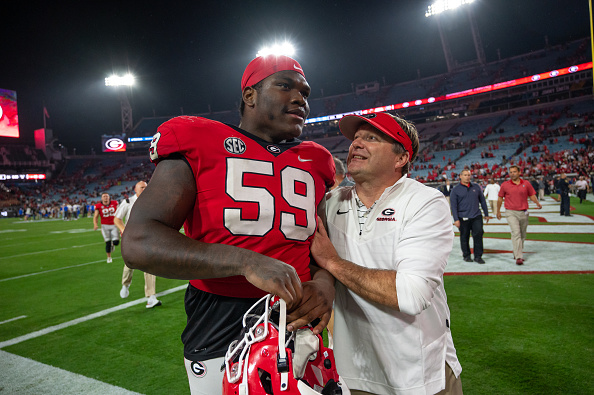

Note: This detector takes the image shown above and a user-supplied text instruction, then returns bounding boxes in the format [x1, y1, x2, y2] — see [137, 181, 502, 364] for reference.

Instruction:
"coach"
[450, 169, 491, 264]
[311, 112, 462, 395]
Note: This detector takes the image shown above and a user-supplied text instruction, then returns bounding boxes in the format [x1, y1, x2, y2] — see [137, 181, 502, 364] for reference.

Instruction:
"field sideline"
[1, 194, 593, 394]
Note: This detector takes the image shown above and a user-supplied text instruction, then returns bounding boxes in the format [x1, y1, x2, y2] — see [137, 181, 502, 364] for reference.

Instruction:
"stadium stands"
[1, 37, 592, 218]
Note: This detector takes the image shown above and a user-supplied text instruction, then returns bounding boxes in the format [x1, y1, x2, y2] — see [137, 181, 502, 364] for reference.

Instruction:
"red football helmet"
[222, 294, 349, 395]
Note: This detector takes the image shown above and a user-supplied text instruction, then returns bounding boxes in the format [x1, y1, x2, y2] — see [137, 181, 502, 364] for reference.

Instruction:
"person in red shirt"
[93, 193, 119, 263]
[121, 55, 336, 394]
[496, 166, 542, 265]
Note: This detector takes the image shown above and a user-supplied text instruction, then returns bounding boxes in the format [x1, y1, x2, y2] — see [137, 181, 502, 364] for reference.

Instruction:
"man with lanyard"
[121, 55, 336, 394]
[311, 112, 463, 395]
[450, 169, 491, 264]
[497, 165, 542, 265]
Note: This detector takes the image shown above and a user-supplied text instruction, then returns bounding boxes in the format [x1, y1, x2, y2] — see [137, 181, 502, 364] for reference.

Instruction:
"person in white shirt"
[114, 181, 161, 309]
[483, 178, 501, 217]
[311, 112, 462, 395]
[575, 176, 589, 204]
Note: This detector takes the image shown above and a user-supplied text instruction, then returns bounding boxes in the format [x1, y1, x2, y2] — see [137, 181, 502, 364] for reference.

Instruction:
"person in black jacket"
[451, 170, 491, 264]
[558, 173, 571, 216]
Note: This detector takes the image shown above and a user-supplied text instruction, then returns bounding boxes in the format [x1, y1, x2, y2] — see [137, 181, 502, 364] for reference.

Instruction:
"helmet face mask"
[222, 295, 349, 395]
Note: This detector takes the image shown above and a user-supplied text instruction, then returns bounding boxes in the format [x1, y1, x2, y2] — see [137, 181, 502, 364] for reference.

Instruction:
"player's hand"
[484, 216, 491, 223]
[93, 225, 98, 231]
[310, 217, 340, 274]
[286, 277, 334, 335]
[243, 258, 303, 311]
[497, 212, 502, 220]
[453, 220, 460, 228]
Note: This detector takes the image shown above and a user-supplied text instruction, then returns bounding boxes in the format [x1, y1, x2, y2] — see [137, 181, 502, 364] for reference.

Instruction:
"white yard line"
[0, 284, 187, 350]
[0, 259, 107, 282]
[0, 315, 27, 325]
[0, 242, 102, 260]
[0, 350, 143, 395]
[0, 283, 187, 394]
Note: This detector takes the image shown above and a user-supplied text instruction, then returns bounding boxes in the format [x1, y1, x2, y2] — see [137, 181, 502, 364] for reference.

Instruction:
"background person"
[114, 181, 161, 309]
[331, 156, 354, 190]
[311, 112, 462, 395]
[450, 169, 491, 264]
[575, 175, 589, 204]
[93, 193, 119, 263]
[537, 176, 546, 201]
[558, 173, 571, 216]
[121, 55, 336, 395]
[496, 165, 542, 265]
[483, 178, 501, 217]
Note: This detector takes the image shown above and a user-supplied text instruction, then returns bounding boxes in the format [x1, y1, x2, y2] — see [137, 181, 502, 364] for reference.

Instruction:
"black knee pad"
[113, 240, 120, 247]
[106, 241, 112, 253]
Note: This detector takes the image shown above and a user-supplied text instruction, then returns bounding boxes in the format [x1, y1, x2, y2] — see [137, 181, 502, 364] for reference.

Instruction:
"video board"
[0, 88, 19, 138]
[102, 136, 127, 152]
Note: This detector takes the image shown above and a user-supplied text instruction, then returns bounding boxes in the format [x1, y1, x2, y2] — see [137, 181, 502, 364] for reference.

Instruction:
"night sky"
[1, 0, 590, 154]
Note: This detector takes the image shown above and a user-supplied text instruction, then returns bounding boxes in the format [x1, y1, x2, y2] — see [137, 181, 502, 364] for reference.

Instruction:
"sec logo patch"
[224, 137, 246, 155]
[190, 361, 207, 378]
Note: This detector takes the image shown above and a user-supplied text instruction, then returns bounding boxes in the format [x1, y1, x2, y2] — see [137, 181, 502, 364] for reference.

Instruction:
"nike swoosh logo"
[298, 156, 312, 162]
[336, 209, 350, 215]
[294, 64, 303, 72]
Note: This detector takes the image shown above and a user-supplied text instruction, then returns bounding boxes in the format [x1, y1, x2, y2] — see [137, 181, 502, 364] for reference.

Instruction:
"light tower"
[105, 73, 135, 136]
[425, 0, 486, 72]
[256, 41, 296, 58]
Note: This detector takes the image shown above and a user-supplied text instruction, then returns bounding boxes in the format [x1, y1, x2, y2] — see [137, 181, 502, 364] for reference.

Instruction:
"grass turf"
[1, 215, 593, 394]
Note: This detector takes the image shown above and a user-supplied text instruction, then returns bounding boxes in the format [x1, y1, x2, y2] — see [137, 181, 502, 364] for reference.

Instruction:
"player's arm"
[93, 210, 99, 230]
[121, 158, 303, 308]
[287, 198, 335, 334]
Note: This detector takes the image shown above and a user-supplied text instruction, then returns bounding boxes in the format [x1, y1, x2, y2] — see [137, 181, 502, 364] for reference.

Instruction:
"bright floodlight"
[105, 74, 135, 87]
[256, 42, 295, 58]
[425, 0, 475, 17]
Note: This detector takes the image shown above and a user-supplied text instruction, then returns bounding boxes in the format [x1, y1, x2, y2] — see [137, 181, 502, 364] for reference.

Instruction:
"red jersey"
[95, 200, 118, 225]
[498, 178, 536, 211]
[150, 116, 336, 298]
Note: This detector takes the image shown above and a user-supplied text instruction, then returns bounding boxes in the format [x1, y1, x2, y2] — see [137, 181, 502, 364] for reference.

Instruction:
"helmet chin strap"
[278, 299, 289, 391]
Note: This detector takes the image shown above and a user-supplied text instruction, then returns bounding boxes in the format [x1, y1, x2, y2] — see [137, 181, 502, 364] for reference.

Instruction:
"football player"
[93, 192, 119, 263]
[121, 55, 336, 394]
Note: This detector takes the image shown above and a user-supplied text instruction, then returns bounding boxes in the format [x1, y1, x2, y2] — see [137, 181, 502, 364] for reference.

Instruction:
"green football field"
[1, 197, 593, 394]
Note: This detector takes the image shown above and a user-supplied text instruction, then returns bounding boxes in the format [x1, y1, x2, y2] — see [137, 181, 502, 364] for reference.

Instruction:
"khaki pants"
[122, 265, 156, 297]
[488, 200, 498, 217]
[505, 209, 529, 259]
[349, 363, 463, 395]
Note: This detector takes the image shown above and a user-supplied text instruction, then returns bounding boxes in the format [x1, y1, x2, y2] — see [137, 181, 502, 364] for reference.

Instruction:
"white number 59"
[224, 158, 316, 241]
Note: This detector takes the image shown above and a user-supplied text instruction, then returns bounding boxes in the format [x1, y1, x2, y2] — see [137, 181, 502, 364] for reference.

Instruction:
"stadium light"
[105, 73, 135, 135]
[256, 42, 295, 58]
[105, 73, 135, 87]
[425, 0, 475, 17]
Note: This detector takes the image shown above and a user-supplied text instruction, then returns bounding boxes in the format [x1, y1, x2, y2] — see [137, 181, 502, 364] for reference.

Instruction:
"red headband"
[241, 55, 305, 91]
[338, 113, 414, 159]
